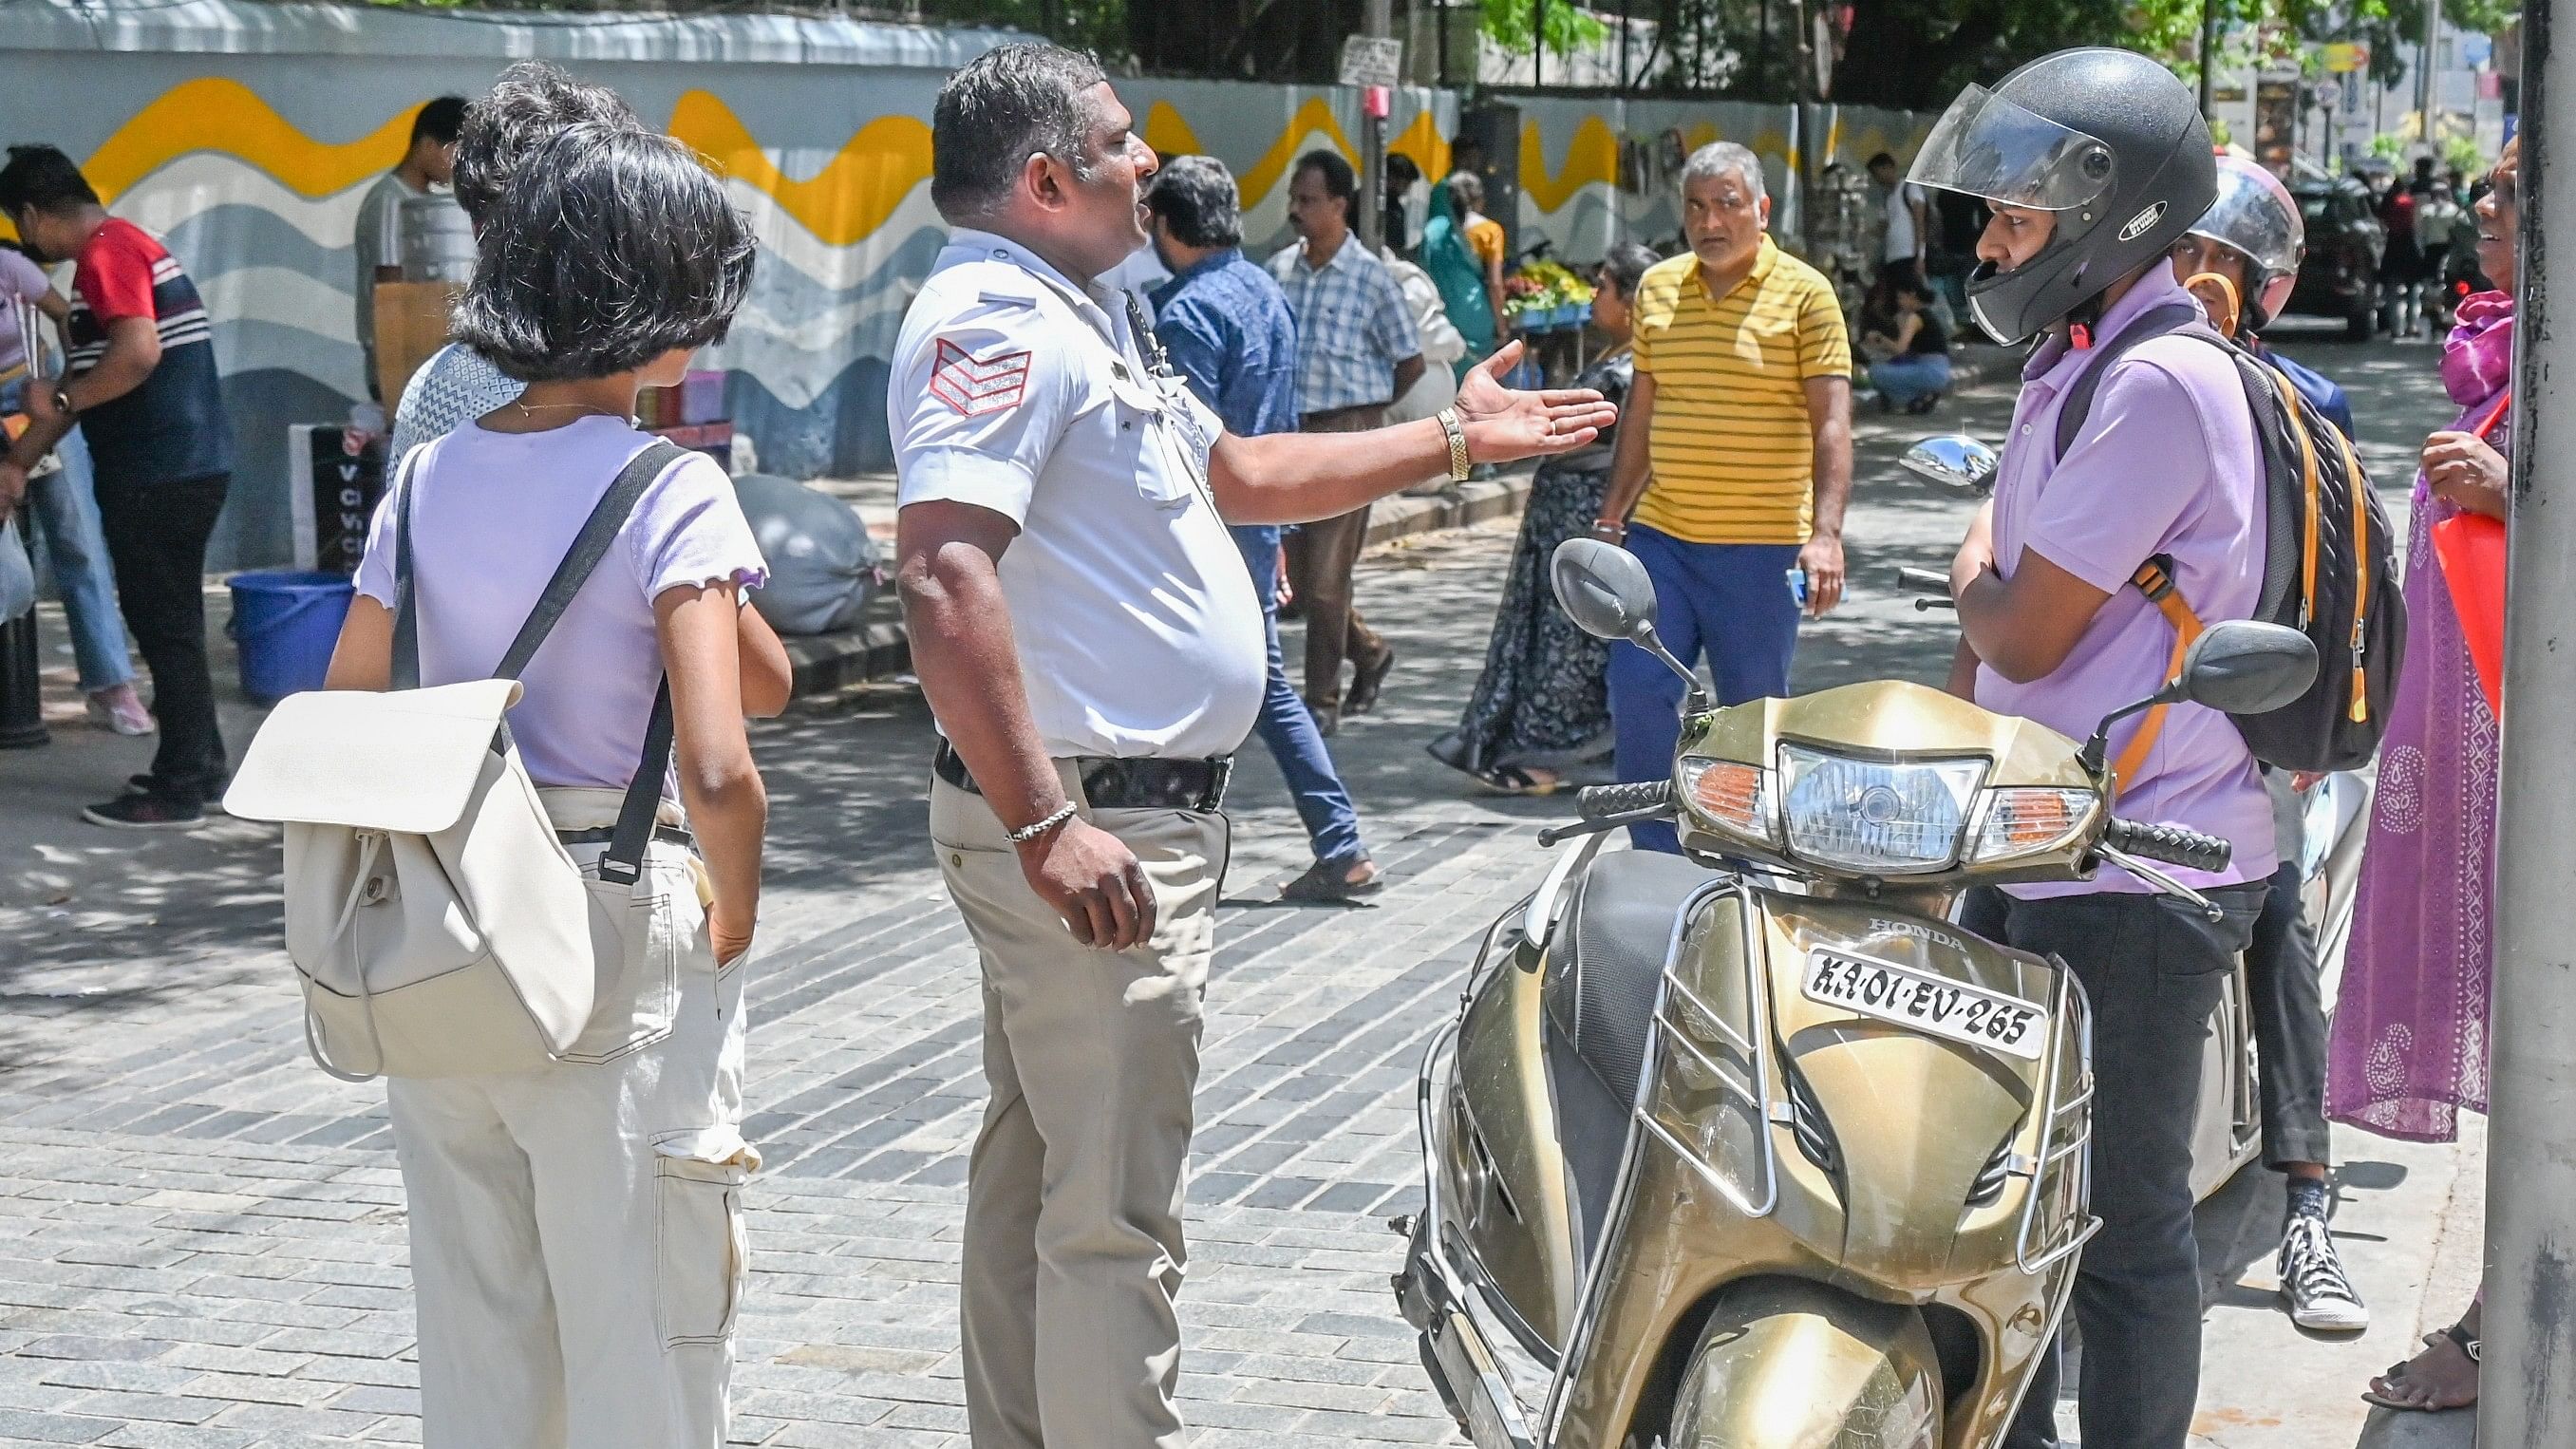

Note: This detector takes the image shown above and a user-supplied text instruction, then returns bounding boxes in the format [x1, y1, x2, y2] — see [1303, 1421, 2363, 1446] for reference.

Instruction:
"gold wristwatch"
[1436, 407, 1471, 482]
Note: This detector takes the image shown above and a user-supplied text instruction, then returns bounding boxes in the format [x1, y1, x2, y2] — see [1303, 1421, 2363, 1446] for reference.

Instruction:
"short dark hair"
[1144, 155, 1242, 250]
[412, 96, 469, 149]
[1867, 151, 1897, 170]
[1386, 152, 1422, 189]
[453, 64, 640, 226]
[931, 43, 1109, 225]
[1295, 149, 1359, 228]
[1598, 242, 1660, 301]
[452, 124, 755, 382]
[0, 145, 99, 219]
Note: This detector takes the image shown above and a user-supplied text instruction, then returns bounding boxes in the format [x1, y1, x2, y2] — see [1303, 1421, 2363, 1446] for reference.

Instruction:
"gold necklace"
[512, 399, 616, 421]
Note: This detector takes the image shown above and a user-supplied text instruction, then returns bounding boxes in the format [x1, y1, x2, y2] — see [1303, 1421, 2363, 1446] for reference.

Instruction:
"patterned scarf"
[2442, 291, 2515, 409]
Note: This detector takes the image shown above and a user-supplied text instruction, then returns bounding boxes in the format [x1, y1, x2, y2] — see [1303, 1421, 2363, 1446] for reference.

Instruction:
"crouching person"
[320, 123, 787, 1446]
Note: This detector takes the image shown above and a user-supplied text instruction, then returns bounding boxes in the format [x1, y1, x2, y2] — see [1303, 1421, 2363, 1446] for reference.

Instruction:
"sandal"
[2362, 1326, 2480, 1411]
[1480, 765, 1562, 797]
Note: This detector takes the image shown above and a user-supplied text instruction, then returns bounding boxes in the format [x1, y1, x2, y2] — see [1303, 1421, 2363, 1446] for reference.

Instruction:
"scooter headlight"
[1676, 758, 1778, 846]
[1969, 787, 2099, 864]
[1777, 745, 1986, 874]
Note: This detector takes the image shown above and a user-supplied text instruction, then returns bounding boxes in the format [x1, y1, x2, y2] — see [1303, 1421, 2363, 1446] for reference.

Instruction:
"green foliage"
[1477, 0, 1610, 58]
[2370, 131, 2406, 160]
[2444, 132, 2490, 175]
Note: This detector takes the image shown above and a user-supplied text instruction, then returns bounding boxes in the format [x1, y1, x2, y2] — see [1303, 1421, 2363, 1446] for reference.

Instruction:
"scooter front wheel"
[1663, 1278, 1943, 1449]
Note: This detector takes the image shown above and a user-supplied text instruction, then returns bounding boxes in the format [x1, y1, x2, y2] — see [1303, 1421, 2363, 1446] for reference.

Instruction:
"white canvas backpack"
[226, 442, 685, 1082]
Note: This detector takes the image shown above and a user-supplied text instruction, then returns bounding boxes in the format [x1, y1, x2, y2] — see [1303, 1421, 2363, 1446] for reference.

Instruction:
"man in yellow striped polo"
[1592, 141, 1852, 852]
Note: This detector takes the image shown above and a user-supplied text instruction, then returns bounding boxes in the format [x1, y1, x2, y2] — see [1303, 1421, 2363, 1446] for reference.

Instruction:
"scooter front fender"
[1666, 1277, 1944, 1449]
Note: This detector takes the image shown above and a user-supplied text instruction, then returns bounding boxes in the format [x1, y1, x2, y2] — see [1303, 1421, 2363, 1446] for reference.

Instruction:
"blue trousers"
[19, 424, 131, 693]
[1608, 527, 1801, 854]
[1870, 353, 1953, 408]
[1230, 525, 1365, 864]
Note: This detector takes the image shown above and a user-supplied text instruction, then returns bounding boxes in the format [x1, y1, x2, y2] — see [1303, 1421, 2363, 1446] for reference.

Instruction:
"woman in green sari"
[1420, 177, 1497, 380]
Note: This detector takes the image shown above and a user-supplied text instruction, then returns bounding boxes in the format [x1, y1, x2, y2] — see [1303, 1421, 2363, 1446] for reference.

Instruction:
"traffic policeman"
[892, 44, 1617, 1449]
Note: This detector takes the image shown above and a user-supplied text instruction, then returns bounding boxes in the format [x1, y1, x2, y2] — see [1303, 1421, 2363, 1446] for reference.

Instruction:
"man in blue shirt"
[1146, 156, 1379, 901]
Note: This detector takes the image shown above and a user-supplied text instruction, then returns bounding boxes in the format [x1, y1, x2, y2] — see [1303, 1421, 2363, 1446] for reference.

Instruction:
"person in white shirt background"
[1868, 149, 1930, 288]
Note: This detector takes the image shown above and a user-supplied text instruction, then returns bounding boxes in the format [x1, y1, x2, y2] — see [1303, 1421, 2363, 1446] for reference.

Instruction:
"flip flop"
[2361, 1330, 2479, 1412]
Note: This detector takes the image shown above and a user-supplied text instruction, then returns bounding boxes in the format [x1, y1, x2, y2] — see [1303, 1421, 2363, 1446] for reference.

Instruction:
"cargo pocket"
[558, 864, 680, 1063]
[654, 1128, 758, 1348]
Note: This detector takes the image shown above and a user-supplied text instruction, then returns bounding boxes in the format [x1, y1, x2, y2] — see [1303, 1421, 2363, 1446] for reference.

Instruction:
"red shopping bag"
[2430, 391, 2512, 720]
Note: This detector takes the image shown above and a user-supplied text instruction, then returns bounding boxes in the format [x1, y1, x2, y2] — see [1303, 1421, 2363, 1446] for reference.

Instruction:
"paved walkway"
[0, 328, 2487, 1446]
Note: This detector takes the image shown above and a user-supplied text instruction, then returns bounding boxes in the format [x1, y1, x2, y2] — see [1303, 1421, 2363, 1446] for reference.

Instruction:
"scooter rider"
[2170, 153, 2370, 1334]
[1914, 51, 2276, 1449]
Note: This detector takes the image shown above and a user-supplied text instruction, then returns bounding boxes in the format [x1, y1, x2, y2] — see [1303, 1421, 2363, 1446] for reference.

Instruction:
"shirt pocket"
[1110, 374, 1199, 508]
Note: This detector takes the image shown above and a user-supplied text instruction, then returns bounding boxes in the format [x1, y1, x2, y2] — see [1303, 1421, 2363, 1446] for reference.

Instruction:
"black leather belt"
[559, 824, 695, 850]
[934, 741, 1231, 813]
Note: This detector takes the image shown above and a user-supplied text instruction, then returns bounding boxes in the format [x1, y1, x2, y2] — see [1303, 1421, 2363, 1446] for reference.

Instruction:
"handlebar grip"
[1576, 781, 1673, 821]
[2106, 819, 2233, 875]
[1895, 566, 1950, 593]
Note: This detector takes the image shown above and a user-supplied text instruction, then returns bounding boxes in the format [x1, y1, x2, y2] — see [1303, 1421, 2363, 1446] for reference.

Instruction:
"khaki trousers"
[1284, 404, 1391, 709]
[931, 769, 1228, 1449]
[388, 790, 756, 1449]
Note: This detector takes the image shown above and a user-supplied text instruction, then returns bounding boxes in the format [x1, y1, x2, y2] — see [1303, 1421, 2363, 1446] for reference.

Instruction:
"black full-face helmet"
[1908, 48, 2217, 345]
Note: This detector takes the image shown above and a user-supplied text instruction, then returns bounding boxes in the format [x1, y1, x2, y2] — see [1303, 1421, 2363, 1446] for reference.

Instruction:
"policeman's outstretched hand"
[1018, 817, 1158, 951]
[1454, 342, 1620, 464]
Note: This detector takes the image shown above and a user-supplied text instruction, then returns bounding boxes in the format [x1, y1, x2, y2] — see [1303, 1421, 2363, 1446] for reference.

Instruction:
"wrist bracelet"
[1007, 800, 1077, 845]
[1437, 407, 1472, 481]
[1590, 519, 1627, 538]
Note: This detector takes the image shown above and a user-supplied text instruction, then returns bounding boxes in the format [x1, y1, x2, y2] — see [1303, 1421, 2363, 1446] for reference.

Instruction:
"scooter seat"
[1544, 850, 1713, 1251]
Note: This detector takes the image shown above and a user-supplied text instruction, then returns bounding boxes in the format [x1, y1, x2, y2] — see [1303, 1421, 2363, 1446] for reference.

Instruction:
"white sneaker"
[85, 685, 156, 737]
[2279, 1213, 2369, 1332]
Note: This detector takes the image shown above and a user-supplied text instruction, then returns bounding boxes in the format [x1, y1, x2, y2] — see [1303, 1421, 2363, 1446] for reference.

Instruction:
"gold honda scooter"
[1392, 534, 2321, 1449]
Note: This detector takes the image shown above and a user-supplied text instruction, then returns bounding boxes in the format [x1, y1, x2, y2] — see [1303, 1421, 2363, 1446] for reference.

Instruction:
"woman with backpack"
[320, 123, 781, 1445]
[2338, 135, 2519, 1417]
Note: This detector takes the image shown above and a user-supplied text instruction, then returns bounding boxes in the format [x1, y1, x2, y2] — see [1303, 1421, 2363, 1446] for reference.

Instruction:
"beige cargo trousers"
[931, 768, 1230, 1448]
[386, 789, 757, 1448]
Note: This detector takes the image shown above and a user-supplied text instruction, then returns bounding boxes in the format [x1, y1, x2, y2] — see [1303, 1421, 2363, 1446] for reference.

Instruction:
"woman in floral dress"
[1428, 243, 1659, 791]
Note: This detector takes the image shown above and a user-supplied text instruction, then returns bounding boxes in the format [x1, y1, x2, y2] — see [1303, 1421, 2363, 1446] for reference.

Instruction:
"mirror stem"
[1632, 623, 1712, 714]
[2081, 689, 2178, 776]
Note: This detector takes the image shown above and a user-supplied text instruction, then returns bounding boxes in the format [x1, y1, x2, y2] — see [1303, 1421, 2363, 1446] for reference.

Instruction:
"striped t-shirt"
[69, 218, 233, 485]
[1630, 238, 1849, 544]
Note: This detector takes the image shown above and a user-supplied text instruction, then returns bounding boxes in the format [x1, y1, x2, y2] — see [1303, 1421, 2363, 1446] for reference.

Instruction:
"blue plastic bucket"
[229, 570, 355, 705]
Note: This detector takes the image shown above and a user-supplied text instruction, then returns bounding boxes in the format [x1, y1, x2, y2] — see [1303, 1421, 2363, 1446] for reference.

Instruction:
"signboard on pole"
[1339, 35, 1403, 89]
[2324, 42, 2370, 73]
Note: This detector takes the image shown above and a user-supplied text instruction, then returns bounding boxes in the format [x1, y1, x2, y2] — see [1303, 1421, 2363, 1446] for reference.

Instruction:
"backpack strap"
[2110, 555, 2206, 800]
[2051, 301, 2209, 459]
[389, 443, 430, 692]
[397, 437, 689, 887]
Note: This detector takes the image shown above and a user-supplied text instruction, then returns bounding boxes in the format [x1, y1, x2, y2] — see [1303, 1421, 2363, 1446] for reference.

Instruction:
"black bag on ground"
[2052, 301, 2405, 775]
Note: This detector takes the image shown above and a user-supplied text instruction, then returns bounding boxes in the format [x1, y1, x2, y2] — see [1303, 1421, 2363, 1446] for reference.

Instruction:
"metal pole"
[1362, 0, 1392, 253]
[1438, 0, 1449, 87]
[2199, 0, 2219, 121]
[2419, 0, 2445, 154]
[2487, 0, 2576, 1440]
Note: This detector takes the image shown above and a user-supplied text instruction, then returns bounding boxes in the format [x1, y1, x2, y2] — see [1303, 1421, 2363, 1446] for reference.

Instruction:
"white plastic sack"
[733, 473, 879, 637]
[0, 520, 33, 624]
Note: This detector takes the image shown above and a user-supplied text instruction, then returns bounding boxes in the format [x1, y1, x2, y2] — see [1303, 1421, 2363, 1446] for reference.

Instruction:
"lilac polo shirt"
[1978, 270, 2275, 897]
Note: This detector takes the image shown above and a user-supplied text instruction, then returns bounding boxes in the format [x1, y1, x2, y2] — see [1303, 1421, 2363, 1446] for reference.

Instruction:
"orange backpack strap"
[2110, 557, 2205, 800]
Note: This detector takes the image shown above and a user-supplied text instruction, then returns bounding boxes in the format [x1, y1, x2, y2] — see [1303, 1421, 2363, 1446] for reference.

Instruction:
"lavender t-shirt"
[0, 248, 54, 375]
[1978, 270, 2276, 896]
[354, 415, 767, 791]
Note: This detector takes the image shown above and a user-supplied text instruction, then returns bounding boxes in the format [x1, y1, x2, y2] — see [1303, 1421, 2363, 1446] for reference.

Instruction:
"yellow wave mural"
[668, 90, 933, 250]
[1237, 97, 1357, 205]
[1142, 101, 1203, 161]
[85, 78, 416, 203]
[1389, 109, 1453, 186]
[1518, 116, 1618, 213]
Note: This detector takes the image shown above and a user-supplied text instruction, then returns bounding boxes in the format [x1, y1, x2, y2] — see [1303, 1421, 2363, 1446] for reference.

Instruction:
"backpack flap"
[223, 679, 524, 833]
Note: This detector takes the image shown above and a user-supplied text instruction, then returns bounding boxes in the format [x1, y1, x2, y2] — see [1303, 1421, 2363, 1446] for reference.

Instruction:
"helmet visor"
[1907, 85, 2116, 212]
[2185, 165, 2303, 279]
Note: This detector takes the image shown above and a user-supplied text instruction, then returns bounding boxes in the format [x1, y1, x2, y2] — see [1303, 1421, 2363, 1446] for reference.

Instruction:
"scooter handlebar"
[1576, 781, 1674, 821]
[2104, 819, 2232, 875]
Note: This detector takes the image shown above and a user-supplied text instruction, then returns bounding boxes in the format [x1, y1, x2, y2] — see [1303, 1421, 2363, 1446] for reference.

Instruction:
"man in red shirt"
[1, 144, 235, 827]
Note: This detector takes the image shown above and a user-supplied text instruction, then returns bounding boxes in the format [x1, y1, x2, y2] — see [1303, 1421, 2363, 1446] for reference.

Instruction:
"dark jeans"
[1229, 525, 1365, 863]
[2247, 861, 2332, 1170]
[91, 471, 230, 807]
[1996, 883, 2265, 1449]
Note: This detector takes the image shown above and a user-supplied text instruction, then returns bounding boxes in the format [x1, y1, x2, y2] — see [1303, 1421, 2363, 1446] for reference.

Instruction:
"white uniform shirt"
[890, 228, 1266, 762]
[1880, 179, 1927, 263]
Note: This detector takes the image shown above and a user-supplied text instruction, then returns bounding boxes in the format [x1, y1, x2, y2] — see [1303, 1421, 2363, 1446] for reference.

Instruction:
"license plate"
[1800, 950, 2047, 1061]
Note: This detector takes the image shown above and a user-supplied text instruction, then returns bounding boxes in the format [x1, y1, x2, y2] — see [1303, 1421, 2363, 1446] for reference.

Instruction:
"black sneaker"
[125, 772, 230, 814]
[83, 794, 207, 830]
[2278, 1208, 2369, 1332]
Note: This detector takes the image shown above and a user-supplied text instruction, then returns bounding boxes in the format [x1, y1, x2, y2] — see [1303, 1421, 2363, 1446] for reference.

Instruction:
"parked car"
[2285, 176, 2385, 340]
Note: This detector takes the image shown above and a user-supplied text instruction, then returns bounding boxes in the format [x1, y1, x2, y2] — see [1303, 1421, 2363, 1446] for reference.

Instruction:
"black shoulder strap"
[2051, 301, 2212, 460]
[495, 440, 687, 680]
[390, 444, 428, 692]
